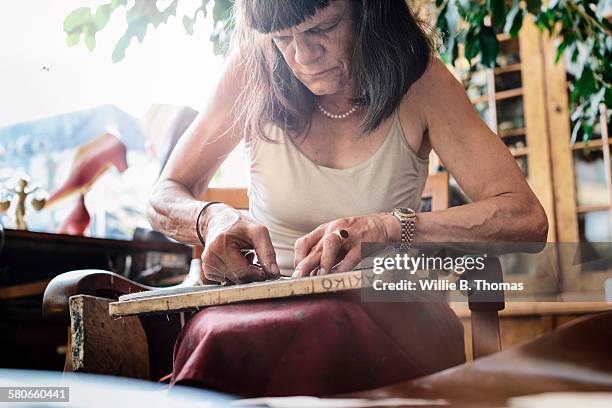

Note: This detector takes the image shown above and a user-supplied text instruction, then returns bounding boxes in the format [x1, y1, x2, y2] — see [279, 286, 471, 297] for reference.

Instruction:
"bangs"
[240, 0, 331, 33]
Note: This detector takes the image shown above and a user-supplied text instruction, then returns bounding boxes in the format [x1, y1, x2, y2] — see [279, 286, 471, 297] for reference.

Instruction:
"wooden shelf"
[510, 146, 529, 156]
[499, 128, 526, 138]
[471, 87, 523, 104]
[494, 63, 522, 74]
[576, 204, 610, 214]
[465, 63, 521, 84]
[571, 139, 610, 150]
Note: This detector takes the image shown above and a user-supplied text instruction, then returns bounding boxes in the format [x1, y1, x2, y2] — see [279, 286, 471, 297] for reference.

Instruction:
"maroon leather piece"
[171, 291, 465, 397]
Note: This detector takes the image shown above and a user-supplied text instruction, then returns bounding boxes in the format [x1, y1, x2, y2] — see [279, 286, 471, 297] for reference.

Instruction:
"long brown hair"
[232, 0, 434, 141]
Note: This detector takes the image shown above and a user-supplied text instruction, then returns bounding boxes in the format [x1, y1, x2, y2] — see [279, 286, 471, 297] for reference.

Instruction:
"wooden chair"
[42, 172, 504, 381]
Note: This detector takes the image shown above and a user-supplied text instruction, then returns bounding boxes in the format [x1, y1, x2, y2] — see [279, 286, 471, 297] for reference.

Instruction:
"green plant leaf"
[213, 0, 231, 23]
[155, 0, 178, 28]
[94, 4, 112, 30]
[111, 0, 127, 9]
[479, 26, 500, 67]
[112, 33, 131, 63]
[457, 0, 472, 13]
[66, 31, 80, 47]
[526, 0, 542, 14]
[84, 33, 96, 51]
[577, 66, 598, 97]
[465, 26, 481, 60]
[64, 7, 91, 32]
[445, 0, 461, 61]
[504, 2, 524, 36]
[130, 19, 149, 43]
[183, 15, 194, 34]
[487, 0, 506, 29]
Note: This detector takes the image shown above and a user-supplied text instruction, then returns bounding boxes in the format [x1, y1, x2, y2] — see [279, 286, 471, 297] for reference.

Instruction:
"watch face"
[394, 207, 415, 216]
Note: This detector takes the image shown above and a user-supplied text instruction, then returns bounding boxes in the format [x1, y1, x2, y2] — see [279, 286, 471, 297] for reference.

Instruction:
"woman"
[148, 0, 548, 396]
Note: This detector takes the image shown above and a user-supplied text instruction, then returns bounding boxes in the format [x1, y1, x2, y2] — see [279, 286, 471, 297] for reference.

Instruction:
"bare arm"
[147, 52, 243, 244]
[389, 59, 548, 243]
[147, 52, 280, 283]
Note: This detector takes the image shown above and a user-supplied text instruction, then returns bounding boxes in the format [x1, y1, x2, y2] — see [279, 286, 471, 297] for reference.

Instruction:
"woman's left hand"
[293, 213, 397, 277]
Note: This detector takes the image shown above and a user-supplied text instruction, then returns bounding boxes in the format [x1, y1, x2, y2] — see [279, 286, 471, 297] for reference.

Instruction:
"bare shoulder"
[406, 57, 468, 111]
[396, 58, 464, 154]
[399, 57, 464, 158]
[402, 57, 482, 137]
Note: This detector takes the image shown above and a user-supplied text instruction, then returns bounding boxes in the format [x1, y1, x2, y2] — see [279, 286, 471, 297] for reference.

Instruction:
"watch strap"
[393, 207, 416, 251]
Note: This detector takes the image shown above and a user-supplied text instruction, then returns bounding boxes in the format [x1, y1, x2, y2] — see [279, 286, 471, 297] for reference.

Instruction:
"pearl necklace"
[317, 102, 359, 120]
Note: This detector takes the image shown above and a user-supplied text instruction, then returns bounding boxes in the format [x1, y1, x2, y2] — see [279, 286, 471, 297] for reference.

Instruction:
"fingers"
[319, 232, 344, 275]
[294, 225, 326, 268]
[293, 244, 322, 278]
[201, 242, 267, 284]
[294, 231, 349, 277]
[245, 225, 280, 278]
[201, 257, 227, 283]
[294, 226, 351, 277]
[331, 247, 363, 273]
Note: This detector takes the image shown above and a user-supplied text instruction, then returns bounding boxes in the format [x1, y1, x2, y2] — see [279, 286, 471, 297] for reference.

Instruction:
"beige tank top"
[246, 110, 429, 275]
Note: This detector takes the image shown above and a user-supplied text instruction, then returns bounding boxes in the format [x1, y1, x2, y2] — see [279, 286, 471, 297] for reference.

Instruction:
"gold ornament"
[0, 177, 48, 230]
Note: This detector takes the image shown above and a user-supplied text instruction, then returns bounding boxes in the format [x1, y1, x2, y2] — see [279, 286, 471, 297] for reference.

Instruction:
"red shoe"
[58, 194, 90, 235]
[45, 133, 128, 208]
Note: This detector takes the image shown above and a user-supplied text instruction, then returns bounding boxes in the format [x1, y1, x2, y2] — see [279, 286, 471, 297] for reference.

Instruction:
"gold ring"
[332, 229, 349, 240]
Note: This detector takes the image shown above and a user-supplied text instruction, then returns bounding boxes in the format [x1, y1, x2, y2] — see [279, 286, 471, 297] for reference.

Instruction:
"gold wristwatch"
[392, 207, 416, 251]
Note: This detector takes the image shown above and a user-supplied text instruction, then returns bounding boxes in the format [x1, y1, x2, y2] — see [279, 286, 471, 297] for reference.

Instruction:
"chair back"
[201, 188, 249, 210]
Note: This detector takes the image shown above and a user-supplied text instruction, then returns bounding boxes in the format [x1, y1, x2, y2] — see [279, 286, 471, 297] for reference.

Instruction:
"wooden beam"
[571, 139, 610, 150]
[421, 172, 449, 212]
[499, 128, 526, 138]
[600, 104, 612, 236]
[509, 147, 529, 157]
[519, 17, 557, 243]
[471, 87, 523, 104]
[0, 279, 50, 300]
[576, 204, 610, 213]
[494, 63, 522, 75]
[541, 26, 578, 244]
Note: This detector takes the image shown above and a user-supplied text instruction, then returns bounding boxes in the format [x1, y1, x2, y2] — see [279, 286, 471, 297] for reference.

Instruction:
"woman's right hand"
[200, 203, 280, 284]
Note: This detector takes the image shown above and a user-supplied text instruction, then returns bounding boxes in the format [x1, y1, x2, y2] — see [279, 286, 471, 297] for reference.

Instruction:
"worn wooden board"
[70, 295, 150, 379]
[110, 270, 375, 317]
